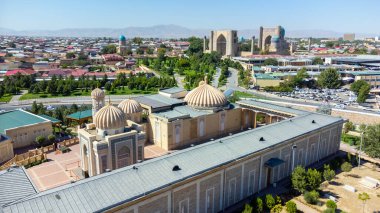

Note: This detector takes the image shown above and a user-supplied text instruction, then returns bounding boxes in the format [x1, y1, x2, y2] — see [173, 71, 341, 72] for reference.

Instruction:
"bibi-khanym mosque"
[1, 75, 344, 212]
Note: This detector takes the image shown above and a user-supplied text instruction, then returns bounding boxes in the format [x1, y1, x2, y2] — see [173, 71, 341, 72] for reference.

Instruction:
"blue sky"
[0, 0, 379, 33]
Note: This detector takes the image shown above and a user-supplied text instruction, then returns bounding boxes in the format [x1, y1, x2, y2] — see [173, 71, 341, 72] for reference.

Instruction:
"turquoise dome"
[119, 35, 126, 41]
[280, 27, 285, 38]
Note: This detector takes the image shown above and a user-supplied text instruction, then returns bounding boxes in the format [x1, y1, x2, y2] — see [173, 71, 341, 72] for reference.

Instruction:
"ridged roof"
[118, 99, 142, 114]
[91, 88, 105, 100]
[184, 78, 227, 108]
[94, 104, 125, 129]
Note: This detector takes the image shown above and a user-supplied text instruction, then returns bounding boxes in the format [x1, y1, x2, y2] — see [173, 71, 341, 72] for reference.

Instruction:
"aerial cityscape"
[0, 0, 380, 212]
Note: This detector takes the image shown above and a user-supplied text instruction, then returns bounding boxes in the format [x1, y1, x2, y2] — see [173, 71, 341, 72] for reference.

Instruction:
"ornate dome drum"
[94, 104, 126, 130]
[118, 99, 142, 114]
[91, 88, 105, 100]
[184, 77, 227, 109]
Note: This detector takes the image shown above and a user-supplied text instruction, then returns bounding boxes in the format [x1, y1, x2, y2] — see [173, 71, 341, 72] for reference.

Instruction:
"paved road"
[212, 67, 221, 88]
[174, 73, 184, 88]
[0, 94, 147, 111]
[8, 90, 27, 104]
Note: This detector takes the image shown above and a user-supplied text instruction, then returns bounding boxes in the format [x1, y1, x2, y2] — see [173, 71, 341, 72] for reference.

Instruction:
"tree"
[285, 201, 297, 213]
[292, 166, 307, 194]
[358, 192, 370, 213]
[136, 48, 144, 55]
[256, 197, 264, 213]
[35, 136, 46, 146]
[270, 204, 282, 213]
[323, 164, 335, 182]
[265, 194, 276, 210]
[312, 57, 324, 65]
[101, 44, 117, 54]
[344, 121, 354, 133]
[146, 48, 154, 55]
[370, 49, 378, 55]
[104, 81, 112, 91]
[263, 58, 278, 66]
[275, 195, 282, 205]
[187, 37, 203, 55]
[357, 83, 370, 103]
[326, 200, 337, 210]
[66, 52, 76, 59]
[132, 37, 143, 45]
[304, 190, 319, 204]
[292, 67, 309, 88]
[318, 68, 341, 89]
[359, 124, 367, 133]
[350, 80, 368, 94]
[341, 162, 352, 174]
[307, 168, 322, 191]
[157, 48, 166, 62]
[31, 101, 39, 114]
[363, 124, 380, 158]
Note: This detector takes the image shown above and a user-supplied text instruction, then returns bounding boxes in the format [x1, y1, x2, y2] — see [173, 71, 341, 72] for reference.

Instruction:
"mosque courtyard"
[26, 143, 168, 191]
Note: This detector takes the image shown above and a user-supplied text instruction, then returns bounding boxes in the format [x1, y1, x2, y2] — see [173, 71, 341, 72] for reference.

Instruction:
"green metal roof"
[38, 114, 61, 124]
[66, 109, 92, 120]
[0, 110, 49, 134]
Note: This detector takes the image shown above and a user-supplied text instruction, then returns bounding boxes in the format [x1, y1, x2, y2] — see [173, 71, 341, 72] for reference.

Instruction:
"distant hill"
[0, 25, 376, 39]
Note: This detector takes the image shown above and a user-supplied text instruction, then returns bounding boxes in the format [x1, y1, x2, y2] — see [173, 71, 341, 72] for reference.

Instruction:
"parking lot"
[270, 88, 378, 111]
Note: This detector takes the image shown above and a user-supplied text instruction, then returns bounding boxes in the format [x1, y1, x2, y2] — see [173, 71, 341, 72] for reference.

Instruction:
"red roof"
[5, 69, 36, 76]
[102, 54, 124, 61]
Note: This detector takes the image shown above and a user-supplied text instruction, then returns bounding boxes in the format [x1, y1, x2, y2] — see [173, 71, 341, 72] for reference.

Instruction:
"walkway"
[8, 90, 27, 104]
[292, 199, 319, 213]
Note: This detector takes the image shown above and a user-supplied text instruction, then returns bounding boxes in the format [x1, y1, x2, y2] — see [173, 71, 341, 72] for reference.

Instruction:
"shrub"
[242, 203, 253, 213]
[35, 135, 46, 146]
[341, 162, 352, 173]
[275, 195, 282, 205]
[270, 204, 282, 213]
[323, 164, 335, 182]
[256, 197, 263, 213]
[304, 190, 319, 204]
[326, 200, 337, 209]
[265, 194, 276, 210]
[39, 94, 48, 98]
[48, 134, 56, 143]
[307, 168, 322, 191]
[285, 201, 297, 213]
[323, 208, 335, 213]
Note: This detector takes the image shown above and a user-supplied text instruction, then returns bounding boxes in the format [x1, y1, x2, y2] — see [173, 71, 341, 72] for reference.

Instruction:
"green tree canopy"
[263, 58, 278, 66]
[318, 68, 341, 89]
[285, 201, 297, 213]
[187, 37, 203, 55]
[357, 83, 370, 103]
[292, 166, 307, 193]
[312, 57, 324, 65]
[363, 124, 380, 158]
[350, 80, 368, 94]
[307, 168, 322, 191]
[101, 44, 117, 54]
[341, 162, 352, 173]
[323, 164, 335, 182]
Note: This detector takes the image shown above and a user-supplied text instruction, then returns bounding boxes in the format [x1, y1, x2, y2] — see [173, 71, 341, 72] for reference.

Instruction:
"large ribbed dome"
[91, 88, 105, 100]
[94, 104, 126, 129]
[184, 78, 227, 108]
[118, 99, 142, 114]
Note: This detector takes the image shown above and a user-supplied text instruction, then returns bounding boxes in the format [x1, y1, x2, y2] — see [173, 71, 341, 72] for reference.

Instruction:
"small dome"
[118, 99, 142, 114]
[184, 77, 227, 109]
[94, 104, 126, 130]
[91, 88, 105, 100]
[119, 35, 126, 41]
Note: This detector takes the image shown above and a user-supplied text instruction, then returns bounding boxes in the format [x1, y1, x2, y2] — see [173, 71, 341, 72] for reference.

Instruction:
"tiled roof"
[0, 110, 50, 134]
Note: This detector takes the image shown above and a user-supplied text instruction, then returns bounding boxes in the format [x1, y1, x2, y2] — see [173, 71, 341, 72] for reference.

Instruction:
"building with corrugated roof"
[1, 99, 344, 213]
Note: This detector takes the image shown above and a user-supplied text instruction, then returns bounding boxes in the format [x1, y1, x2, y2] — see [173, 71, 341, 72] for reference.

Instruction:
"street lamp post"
[358, 131, 364, 169]
[292, 145, 297, 171]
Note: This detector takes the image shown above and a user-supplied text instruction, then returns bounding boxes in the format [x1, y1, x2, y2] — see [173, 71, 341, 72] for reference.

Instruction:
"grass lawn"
[0, 94, 13, 103]
[19, 88, 158, 100]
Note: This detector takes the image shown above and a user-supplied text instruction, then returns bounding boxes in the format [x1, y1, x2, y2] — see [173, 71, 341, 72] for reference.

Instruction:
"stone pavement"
[26, 143, 169, 191]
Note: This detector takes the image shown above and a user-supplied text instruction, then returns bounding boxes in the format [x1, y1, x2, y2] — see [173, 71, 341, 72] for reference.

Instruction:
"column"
[252, 111, 257, 128]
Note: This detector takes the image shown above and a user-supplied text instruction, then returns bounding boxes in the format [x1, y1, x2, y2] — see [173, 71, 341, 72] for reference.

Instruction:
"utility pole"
[358, 131, 364, 169]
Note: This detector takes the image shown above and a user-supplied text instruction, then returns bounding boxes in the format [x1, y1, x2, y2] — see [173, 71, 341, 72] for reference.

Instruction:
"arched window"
[117, 146, 130, 168]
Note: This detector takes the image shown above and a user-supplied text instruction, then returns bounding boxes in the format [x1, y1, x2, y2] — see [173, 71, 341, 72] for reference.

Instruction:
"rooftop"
[2, 112, 343, 213]
[237, 99, 309, 116]
[0, 110, 50, 134]
[132, 94, 184, 111]
[159, 87, 186, 94]
[0, 166, 37, 207]
[66, 109, 92, 120]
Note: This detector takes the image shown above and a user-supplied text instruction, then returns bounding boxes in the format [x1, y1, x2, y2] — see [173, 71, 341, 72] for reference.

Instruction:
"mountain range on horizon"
[0, 24, 377, 39]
